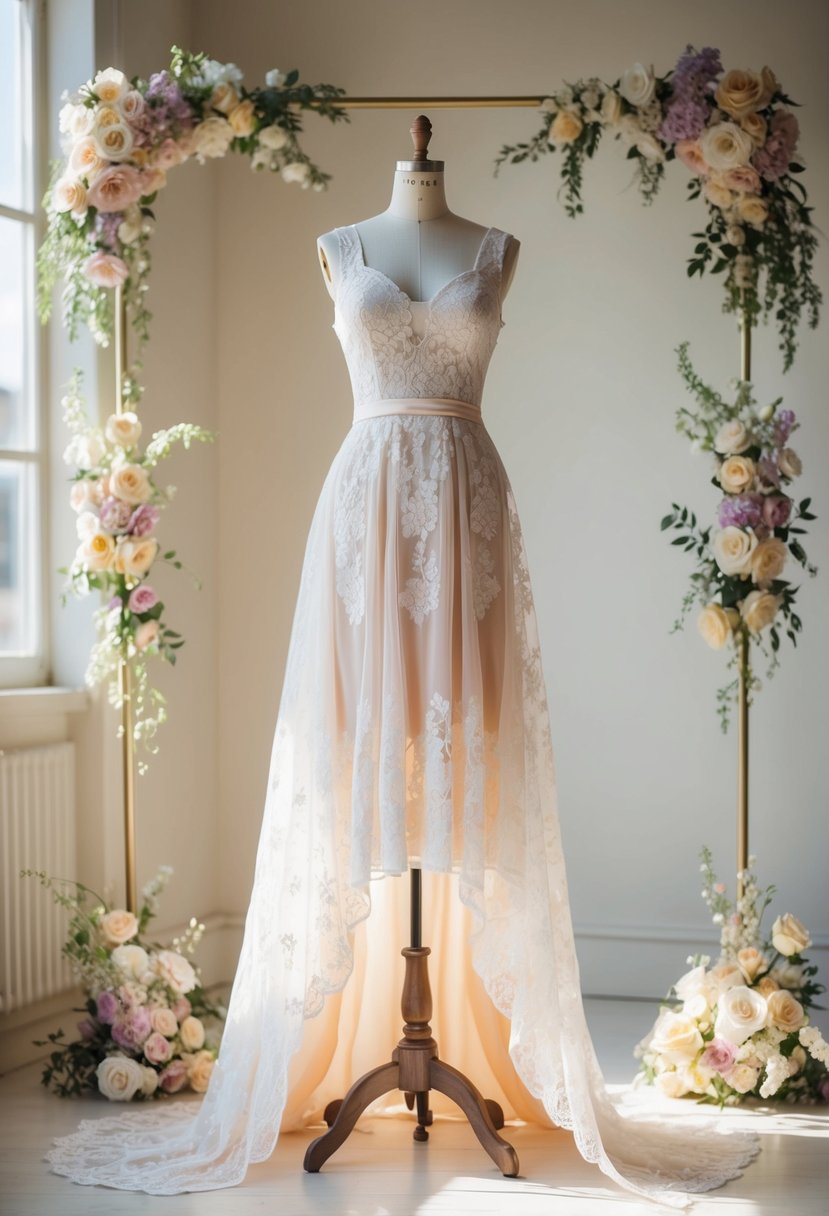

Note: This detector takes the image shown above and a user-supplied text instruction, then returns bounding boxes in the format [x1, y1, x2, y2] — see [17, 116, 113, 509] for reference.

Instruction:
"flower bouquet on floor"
[22, 866, 225, 1100]
[634, 847, 828, 1105]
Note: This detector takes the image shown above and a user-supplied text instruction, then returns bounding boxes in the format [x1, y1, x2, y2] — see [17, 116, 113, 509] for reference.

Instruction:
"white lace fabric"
[45, 225, 761, 1203]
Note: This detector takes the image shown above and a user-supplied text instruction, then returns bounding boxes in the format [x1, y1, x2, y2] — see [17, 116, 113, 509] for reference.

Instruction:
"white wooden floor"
[2, 998, 827, 1216]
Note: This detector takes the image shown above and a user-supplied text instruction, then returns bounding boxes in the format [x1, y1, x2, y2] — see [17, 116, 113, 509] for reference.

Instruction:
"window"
[0, 0, 47, 685]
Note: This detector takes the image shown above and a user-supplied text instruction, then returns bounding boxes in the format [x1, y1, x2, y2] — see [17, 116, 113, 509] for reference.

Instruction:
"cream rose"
[740, 589, 782, 632]
[750, 538, 786, 588]
[53, 176, 88, 217]
[726, 224, 746, 247]
[755, 975, 780, 997]
[697, 603, 737, 650]
[674, 965, 708, 1001]
[111, 943, 150, 981]
[80, 532, 116, 572]
[120, 89, 145, 122]
[281, 161, 310, 185]
[714, 418, 751, 455]
[703, 178, 734, 210]
[209, 81, 239, 114]
[682, 992, 711, 1022]
[153, 949, 197, 995]
[191, 115, 234, 161]
[718, 454, 756, 494]
[94, 122, 134, 162]
[105, 411, 142, 448]
[92, 66, 129, 104]
[699, 122, 754, 172]
[726, 1062, 760, 1094]
[135, 619, 161, 651]
[550, 109, 583, 144]
[636, 132, 664, 161]
[708, 960, 745, 993]
[69, 135, 106, 183]
[600, 90, 622, 125]
[714, 985, 768, 1045]
[95, 105, 123, 129]
[649, 1009, 703, 1064]
[619, 63, 656, 107]
[150, 1006, 179, 1037]
[654, 1069, 691, 1098]
[766, 990, 806, 1033]
[778, 448, 802, 478]
[711, 526, 758, 576]
[772, 913, 811, 957]
[737, 947, 769, 983]
[229, 99, 256, 137]
[140, 1064, 159, 1096]
[187, 1049, 216, 1093]
[109, 462, 152, 505]
[114, 537, 158, 578]
[715, 68, 774, 120]
[99, 908, 139, 946]
[258, 124, 289, 151]
[739, 111, 768, 146]
[179, 1015, 205, 1051]
[736, 194, 769, 227]
[97, 1054, 144, 1101]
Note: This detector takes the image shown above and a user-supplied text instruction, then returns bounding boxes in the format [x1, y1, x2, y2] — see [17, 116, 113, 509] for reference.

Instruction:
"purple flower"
[99, 495, 134, 534]
[659, 45, 723, 144]
[718, 493, 764, 529]
[128, 503, 160, 537]
[132, 71, 194, 147]
[821, 1075, 829, 1103]
[111, 1006, 153, 1051]
[773, 408, 796, 446]
[753, 110, 800, 181]
[757, 456, 782, 490]
[108, 594, 122, 610]
[77, 1017, 99, 1041]
[700, 1037, 738, 1074]
[128, 584, 159, 615]
[96, 989, 119, 1024]
[762, 495, 792, 530]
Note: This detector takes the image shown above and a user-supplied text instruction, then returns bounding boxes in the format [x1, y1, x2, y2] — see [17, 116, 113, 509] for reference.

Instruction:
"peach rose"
[99, 908, 139, 946]
[105, 411, 142, 448]
[80, 532, 116, 571]
[737, 947, 769, 983]
[755, 975, 780, 998]
[697, 603, 738, 650]
[720, 165, 761, 194]
[740, 589, 781, 632]
[187, 1049, 215, 1093]
[772, 913, 811, 956]
[152, 138, 188, 170]
[53, 176, 88, 217]
[135, 619, 160, 650]
[703, 178, 734, 210]
[740, 111, 767, 146]
[83, 251, 129, 289]
[86, 163, 144, 212]
[210, 81, 239, 114]
[150, 1007, 178, 1037]
[675, 139, 710, 176]
[69, 136, 106, 183]
[715, 68, 774, 119]
[718, 454, 756, 494]
[229, 99, 256, 137]
[109, 462, 151, 505]
[766, 990, 806, 1033]
[550, 109, 583, 144]
[114, 537, 158, 578]
[750, 538, 786, 588]
[712, 526, 758, 576]
[179, 1015, 205, 1051]
[735, 194, 769, 227]
[778, 448, 802, 478]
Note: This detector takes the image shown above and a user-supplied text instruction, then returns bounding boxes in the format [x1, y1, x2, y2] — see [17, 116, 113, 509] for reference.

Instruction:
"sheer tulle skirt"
[45, 414, 760, 1203]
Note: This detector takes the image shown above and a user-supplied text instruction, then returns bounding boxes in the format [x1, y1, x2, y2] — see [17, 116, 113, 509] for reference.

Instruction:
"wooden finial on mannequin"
[409, 114, 432, 163]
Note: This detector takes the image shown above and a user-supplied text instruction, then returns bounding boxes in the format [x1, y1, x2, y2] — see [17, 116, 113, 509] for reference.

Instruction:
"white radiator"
[0, 742, 76, 1014]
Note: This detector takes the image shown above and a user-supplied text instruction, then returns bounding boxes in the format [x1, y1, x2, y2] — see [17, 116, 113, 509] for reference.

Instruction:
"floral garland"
[635, 848, 827, 1105]
[495, 46, 821, 371]
[58, 373, 213, 768]
[661, 344, 817, 730]
[22, 867, 225, 1100]
[37, 46, 347, 390]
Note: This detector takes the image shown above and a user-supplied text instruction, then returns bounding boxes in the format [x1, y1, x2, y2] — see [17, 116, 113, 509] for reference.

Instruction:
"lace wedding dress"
[46, 223, 761, 1205]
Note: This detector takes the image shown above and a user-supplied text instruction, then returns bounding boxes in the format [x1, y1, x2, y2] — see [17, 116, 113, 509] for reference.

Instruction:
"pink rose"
[86, 164, 144, 212]
[762, 495, 792, 529]
[83, 251, 129, 288]
[128, 502, 160, 537]
[143, 1030, 173, 1065]
[128, 584, 159, 614]
[99, 495, 134, 533]
[753, 110, 800, 181]
[675, 139, 710, 176]
[159, 1059, 189, 1093]
[700, 1037, 738, 1074]
[720, 165, 761, 194]
[153, 138, 188, 170]
[111, 1006, 152, 1051]
[171, 996, 192, 1021]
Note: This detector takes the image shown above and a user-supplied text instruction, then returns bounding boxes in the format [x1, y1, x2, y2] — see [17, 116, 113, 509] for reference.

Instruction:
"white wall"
[191, 0, 829, 996]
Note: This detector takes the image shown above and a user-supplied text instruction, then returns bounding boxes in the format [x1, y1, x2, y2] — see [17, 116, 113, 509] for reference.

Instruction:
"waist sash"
[353, 396, 482, 424]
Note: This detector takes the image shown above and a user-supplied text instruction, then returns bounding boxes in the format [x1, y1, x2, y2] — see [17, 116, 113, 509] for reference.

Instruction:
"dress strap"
[331, 226, 362, 295]
[481, 229, 512, 330]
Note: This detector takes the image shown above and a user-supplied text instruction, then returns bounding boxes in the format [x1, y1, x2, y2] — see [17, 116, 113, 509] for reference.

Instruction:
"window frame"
[0, 0, 50, 687]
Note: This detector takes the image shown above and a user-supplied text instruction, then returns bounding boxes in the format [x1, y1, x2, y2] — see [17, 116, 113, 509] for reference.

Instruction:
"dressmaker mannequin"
[305, 118, 521, 1179]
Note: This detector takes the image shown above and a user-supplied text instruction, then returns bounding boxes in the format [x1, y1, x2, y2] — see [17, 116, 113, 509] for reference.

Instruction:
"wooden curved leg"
[485, 1098, 505, 1130]
[429, 1059, 520, 1177]
[303, 1062, 400, 1173]
[413, 1090, 432, 1142]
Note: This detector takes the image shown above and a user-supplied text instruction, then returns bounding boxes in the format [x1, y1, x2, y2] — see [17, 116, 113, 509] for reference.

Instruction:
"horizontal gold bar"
[320, 96, 547, 110]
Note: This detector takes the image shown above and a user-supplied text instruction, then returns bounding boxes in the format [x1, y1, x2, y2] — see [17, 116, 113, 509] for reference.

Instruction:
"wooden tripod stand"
[303, 869, 520, 1176]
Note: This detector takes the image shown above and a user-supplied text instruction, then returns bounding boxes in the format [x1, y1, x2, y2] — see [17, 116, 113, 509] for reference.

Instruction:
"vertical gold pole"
[736, 308, 752, 901]
[114, 285, 138, 913]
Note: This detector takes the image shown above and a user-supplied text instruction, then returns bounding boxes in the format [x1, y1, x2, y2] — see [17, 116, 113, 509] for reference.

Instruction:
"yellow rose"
[703, 177, 734, 210]
[750, 538, 786, 588]
[228, 99, 256, 137]
[80, 532, 116, 572]
[712, 526, 757, 576]
[115, 537, 158, 578]
[649, 1009, 704, 1064]
[550, 110, 583, 144]
[179, 1015, 205, 1051]
[740, 589, 781, 632]
[600, 90, 622, 125]
[99, 908, 139, 946]
[755, 975, 780, 998]
[737, 947, 769, 983]
[772, 912, 811, 956]
[740, 111, 767, 146]
[210, 81, 239, 114]
[735, 194, 769, 227]
[110, 462, 152, 505]
[715, 69, 774, 119]
[766, 990, 806, 1033]
[187, 1049, 216, 1093]
[697, 603, 736, 650]
[718, 455, 756, 494]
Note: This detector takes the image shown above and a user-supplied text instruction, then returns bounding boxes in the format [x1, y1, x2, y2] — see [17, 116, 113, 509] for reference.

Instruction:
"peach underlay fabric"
[45, 225, 760, 1205]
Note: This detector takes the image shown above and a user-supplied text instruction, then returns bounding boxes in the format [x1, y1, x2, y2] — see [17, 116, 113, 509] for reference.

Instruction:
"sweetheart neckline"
[348, 223, 496, 308]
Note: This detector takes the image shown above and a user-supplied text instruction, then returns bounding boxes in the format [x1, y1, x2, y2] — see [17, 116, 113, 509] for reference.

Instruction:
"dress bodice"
[330, 224, 512, 411]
